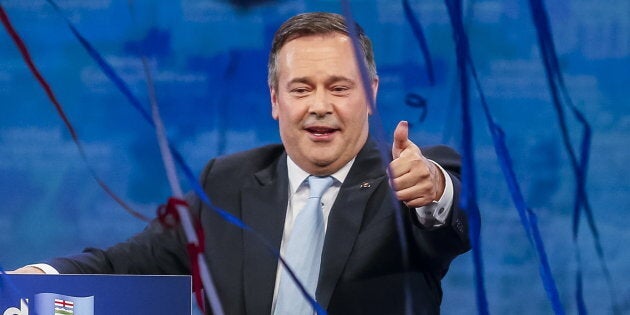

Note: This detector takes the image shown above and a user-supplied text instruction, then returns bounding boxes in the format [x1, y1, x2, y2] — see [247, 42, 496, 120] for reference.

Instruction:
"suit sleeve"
[409, 145, 471, 276]
[44, 159, 221, 275]
[46, 217, 191, 275]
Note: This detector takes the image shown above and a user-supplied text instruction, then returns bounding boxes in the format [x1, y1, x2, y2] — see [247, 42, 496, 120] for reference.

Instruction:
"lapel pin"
[360, 182, 371, 188]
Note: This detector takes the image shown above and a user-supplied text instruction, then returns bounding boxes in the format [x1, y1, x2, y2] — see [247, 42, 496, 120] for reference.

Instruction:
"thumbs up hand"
[389, 121, 445, 208]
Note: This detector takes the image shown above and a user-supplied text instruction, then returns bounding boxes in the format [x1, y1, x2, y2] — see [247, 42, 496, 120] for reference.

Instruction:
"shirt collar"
[286, 156, 355, 194]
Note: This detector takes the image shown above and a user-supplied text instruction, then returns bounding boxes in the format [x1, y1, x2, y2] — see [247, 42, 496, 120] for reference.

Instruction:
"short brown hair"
[267, 12, 377, 89]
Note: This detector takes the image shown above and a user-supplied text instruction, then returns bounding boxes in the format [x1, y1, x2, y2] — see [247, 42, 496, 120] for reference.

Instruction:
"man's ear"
[270, 87, 279, 120]
[369, 77, 379, 115]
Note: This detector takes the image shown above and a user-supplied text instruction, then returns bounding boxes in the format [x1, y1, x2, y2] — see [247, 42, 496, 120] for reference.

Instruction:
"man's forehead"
[280, 33, 351, 53]
[277, 35, 354, 70]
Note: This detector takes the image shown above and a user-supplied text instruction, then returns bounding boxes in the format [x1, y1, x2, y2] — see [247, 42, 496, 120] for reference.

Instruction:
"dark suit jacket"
[49, 140, 470, 315]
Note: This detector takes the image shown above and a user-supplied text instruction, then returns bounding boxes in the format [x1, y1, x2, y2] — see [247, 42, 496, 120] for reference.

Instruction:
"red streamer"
[157, 197, 206, 312]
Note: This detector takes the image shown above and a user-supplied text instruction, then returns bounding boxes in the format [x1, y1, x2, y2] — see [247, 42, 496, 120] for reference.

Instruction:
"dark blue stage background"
[1, 0, 628, 314]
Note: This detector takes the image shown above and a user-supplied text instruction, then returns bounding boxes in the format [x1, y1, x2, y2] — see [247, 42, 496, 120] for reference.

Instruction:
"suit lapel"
[316, 140, 388, 309]
[241, 155, 289, 314]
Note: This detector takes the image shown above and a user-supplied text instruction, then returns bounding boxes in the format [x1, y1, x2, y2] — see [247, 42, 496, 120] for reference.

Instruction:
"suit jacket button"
[456, 220, 464, 233]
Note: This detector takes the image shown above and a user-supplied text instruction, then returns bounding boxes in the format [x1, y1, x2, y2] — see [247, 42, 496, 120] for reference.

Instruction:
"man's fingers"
[392, 120, 409, 159]
[389, 146, 428, 178]
[394, 185, 435, 207]
[391, 169, 433, 193]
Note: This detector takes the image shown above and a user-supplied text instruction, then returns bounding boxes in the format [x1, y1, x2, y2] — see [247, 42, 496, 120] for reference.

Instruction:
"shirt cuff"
[27, 263, 60, 274]
[414, 160, 454, 228]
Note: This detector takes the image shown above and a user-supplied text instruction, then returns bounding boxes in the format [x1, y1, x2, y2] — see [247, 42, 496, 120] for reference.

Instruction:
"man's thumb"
[392, 120, 409, 159]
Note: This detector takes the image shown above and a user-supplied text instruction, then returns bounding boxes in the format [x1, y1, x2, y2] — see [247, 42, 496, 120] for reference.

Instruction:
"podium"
[1, 274, 191, 315]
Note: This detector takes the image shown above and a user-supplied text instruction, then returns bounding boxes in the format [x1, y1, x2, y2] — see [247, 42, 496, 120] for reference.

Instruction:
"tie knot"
[307, 175, 333, 199]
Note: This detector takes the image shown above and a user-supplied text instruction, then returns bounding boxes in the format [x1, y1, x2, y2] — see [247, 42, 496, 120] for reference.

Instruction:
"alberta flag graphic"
[53, 298, 74, 315]
[33, 293, 94, 315]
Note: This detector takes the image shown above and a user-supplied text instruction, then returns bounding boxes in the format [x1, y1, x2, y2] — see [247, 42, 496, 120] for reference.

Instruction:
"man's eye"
[291, 88, 309, 94]
[331, 86, 350, 94]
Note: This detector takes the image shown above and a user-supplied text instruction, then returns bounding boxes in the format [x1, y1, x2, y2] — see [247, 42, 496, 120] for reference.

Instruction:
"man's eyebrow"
[325, 75, 355, 86]
[285, 76, 356, 88]
[286, 77, 312, 88]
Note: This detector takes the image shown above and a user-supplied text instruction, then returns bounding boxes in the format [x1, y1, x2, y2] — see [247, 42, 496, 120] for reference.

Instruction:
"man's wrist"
[415, 160, 454, 227]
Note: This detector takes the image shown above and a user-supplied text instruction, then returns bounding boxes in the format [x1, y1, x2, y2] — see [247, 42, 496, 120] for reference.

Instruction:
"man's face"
[270, 33, 378, 176]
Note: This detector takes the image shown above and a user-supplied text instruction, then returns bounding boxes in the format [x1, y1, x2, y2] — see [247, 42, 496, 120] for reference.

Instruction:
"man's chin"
[308, 155, 350, 175]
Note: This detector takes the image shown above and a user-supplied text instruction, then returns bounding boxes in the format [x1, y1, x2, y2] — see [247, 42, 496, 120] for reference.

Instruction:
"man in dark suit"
[12, 12, 470, 314]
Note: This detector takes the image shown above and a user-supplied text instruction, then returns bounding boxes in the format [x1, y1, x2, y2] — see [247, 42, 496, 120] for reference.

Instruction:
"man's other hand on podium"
[7, 266, 45, 274]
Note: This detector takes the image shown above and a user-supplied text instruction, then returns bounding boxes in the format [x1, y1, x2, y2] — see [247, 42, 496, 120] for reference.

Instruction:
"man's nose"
[309, 89, 332, 116]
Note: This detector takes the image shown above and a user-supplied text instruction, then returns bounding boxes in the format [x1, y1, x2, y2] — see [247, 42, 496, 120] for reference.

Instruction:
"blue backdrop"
[1, 0, 628, 314]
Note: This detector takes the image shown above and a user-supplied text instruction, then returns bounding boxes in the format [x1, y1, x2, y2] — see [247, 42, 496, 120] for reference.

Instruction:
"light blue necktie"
[274, 175, 334, 315]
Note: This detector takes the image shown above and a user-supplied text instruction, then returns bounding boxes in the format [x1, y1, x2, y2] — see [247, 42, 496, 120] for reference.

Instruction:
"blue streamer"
[0, 266, 21, 311]
[575, 250, 588, 315]
[0, 265, 41, 315]
[459, 21, 566, 315]
[474, 86, 565, 313]
[442, 1, 489, 314]
[445, 0, 568, 312]
[44, 1, 326, 314]
[488, 127, 565, 314]
[527, 1, 618, 313]
[339, 2, 415, 314]
[402, 0, 436, 85]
